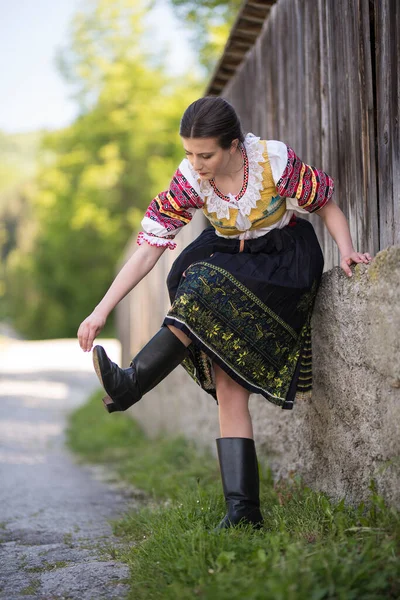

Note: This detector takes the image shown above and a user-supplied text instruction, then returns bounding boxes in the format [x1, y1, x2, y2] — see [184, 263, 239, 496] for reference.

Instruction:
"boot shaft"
[132, 326, 189, 396]
[216, 437, 260, 507]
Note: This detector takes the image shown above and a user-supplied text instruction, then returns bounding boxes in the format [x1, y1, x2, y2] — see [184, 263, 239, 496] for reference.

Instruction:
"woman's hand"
[340, 251, 373, 277]
[77, 310, 107, 352]
[318, 201, 373, 277]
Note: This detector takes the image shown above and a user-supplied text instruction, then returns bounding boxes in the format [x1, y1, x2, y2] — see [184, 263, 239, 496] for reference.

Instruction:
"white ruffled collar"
[189, 133, 265, 231]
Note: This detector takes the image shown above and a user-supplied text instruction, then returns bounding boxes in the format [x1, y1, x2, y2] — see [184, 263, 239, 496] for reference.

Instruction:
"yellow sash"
[202, 140, 286, 236]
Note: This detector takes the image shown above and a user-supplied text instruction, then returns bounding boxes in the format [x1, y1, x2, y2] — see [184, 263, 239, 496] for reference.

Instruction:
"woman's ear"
[230, 139, 239, 154]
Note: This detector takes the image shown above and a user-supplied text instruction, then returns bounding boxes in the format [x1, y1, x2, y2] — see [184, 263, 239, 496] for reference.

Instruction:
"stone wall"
[120, 246, 400, 508]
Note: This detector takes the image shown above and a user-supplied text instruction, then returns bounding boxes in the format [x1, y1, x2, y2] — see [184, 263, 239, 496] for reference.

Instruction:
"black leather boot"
[92, 326, 189, 413]
[216, 437, 264, 529]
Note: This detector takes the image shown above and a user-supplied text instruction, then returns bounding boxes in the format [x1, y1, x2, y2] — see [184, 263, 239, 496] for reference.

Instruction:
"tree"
[5, 0, 202, 338]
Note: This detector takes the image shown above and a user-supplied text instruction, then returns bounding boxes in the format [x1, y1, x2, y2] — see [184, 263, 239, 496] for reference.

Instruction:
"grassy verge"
[67, 391, 400, 600]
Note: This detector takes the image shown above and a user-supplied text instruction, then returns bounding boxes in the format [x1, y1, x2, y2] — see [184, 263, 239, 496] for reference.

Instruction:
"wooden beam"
[247, 1, 274, 8]
[224, 50, 250, 59]
[215, 73, 231, 81]
[235, 27, 261, 37]
[240, 14, 267, 24]
[229, 40, 255, 49]
[205, 0, 278, 96]
[220, 66, 239, 74]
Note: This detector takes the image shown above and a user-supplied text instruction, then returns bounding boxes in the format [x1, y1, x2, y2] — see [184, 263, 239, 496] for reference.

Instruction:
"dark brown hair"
[180, 97, 245, 149]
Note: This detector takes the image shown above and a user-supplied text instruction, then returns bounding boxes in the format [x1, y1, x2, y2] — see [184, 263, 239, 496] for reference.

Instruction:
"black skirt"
[163, 215, 324, 409]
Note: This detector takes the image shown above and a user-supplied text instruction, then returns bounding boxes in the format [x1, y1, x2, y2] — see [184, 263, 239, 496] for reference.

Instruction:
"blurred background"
[0, 0, 241, 341]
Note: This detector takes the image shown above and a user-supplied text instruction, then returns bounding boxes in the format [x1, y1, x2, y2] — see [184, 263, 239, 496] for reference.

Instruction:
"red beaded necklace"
[210, 143, 249, 202]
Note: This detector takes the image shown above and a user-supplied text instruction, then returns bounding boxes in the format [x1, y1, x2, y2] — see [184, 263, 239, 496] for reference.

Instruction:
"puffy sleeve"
[137, 158, 205, 250]
[266, 140, 334, 214]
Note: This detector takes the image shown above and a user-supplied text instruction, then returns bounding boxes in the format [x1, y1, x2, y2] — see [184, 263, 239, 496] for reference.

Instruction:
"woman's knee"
[214, 363, 250, 406]
[214, 363, 235, 390]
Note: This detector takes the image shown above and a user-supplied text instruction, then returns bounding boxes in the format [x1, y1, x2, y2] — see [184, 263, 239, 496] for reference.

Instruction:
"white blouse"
[137, 133, 333, 249]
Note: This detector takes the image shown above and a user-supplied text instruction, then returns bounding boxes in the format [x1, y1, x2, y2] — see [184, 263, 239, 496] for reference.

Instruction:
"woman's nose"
[193, 157, 203, 171]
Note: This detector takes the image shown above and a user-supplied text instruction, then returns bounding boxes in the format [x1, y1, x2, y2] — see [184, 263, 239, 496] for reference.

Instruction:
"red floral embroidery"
[276, 146, 334, 213]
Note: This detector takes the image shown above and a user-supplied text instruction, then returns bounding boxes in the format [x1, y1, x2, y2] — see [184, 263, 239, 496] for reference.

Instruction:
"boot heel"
[102, 396, 118, 413]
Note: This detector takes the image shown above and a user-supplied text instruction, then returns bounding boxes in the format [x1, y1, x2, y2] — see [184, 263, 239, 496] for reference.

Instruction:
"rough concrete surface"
[126, 246, 400, 508]
[0, 338, 136, 600]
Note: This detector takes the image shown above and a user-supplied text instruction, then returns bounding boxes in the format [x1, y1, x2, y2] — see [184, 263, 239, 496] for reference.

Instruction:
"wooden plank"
[224, 50, 251, 59]
[220, 0, 395, 261]
[358, 0, 379, 256]
[291, 0, 305, 153]
[375, 0, 393, 248]
[375, 0, 400, 248]
[394, 0, 400, 246]
[247, 1, 275, 8]
[277, 0, 291, 143]
[345, 0, 361, 254]
[241, 14, 267, 24]
[332, 0, 359, 255]
[317, 0, 337, 269]
[235, 28, 262, 38]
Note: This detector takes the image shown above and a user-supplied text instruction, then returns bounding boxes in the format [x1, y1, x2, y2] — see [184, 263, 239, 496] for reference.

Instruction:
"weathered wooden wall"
[223, 0, 399, 271]
[114, 0, 400, 507]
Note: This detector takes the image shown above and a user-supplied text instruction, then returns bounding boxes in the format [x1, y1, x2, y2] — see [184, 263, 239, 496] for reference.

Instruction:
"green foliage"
[68, 390, 400, 600]
[3, 0, 242, 338]
[0, 130, 42, 196]
[4, 0, 202, 339]
[0, 131, 43, 321]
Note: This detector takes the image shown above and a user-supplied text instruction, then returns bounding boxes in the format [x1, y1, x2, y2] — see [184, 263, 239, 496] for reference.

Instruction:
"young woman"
[77, 97, 372, 529]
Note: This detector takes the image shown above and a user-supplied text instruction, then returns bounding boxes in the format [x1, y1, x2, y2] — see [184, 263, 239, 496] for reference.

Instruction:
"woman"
[77, 97, 372, 529]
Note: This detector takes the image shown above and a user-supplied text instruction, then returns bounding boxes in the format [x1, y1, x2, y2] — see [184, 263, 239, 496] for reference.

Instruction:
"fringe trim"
[136, 231, 176, 250]
[295, 390, 313, 401]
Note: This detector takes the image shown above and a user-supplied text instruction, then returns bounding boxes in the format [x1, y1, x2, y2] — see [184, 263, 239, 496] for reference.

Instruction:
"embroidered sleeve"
[137, 159, 204, 250]
[271, 143, 334, 214]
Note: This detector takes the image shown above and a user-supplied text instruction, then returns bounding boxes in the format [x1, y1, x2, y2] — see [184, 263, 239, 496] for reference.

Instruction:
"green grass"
[25, 561, 69, 573]
[20, 579, 40, 596]
[67, 391, 219, 500]
[68, 391, 400, 600]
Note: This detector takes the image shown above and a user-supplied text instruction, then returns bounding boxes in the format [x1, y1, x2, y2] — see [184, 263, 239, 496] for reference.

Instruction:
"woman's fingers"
[85, 325, 99, 352]
[354, 252, 373, 264]
[341, 257, 353, 277]
[357, 252, 371, 264]
[78, 321, 92, 352]
[77, 313, 106, 351]
[341, 252, 373, 278]
[78, 323, 90, 352]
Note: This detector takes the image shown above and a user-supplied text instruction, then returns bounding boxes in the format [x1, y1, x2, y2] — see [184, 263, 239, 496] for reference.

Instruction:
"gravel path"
[0, 338, 137, 600]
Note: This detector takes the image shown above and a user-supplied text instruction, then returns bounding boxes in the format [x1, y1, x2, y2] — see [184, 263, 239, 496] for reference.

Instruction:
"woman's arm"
[77, 243, 167, 351]
[316, 200, 372, 277]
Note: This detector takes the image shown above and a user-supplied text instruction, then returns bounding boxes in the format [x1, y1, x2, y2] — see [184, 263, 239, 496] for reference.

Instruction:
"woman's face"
[181, 136, 239, 180]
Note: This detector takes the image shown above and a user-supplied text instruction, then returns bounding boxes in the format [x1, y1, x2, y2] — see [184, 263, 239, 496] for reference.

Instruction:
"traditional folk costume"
[137, 134, 334, 410]
[93, 132, 334, 529]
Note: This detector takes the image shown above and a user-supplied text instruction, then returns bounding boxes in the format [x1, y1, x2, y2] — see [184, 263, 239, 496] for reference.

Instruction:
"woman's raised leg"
[93, 326, 189, 413]
[166, 324, 192, 347]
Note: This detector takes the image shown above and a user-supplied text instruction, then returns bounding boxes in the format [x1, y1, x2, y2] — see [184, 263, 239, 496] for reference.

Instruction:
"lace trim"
[137, 231, 176, 250]
[198, 134, 265, 226]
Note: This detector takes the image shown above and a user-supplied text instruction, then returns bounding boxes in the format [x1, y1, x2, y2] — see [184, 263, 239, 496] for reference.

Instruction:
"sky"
[0, 0, 195, 134]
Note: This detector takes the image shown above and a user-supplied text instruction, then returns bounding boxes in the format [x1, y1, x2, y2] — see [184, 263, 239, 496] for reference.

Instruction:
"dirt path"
[0, 338, 135, 600]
